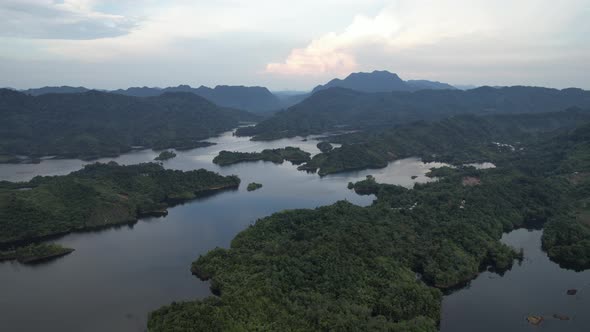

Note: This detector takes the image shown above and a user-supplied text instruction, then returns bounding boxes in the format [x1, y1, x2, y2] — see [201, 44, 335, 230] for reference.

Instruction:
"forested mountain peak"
[312, 70, 457, 94]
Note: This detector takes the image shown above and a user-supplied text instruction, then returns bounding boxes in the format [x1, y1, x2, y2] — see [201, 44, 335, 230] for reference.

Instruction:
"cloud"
[0, 0, 137, 40]
[265, 0, 590, 77]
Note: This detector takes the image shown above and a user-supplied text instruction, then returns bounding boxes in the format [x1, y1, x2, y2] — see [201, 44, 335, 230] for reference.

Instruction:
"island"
[149, 109, 590, 331]
[212, 147, 311, 166]
[316, 141, 333, 153]
[246, 182, 263, 191]
[0, 162, 240, 248]
[297, 110, 590, 176]
[0, 243, 74, 264]
[154, 150, 177, 161]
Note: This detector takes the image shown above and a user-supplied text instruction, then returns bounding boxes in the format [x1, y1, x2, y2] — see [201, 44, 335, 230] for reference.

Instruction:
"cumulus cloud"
[1, 0, 588, 89]
[0, 0, 137, 40]
[266, 0, 590, 77]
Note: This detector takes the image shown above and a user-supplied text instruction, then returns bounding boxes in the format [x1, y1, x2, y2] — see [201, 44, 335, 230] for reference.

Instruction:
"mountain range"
[236, 85, 590, 140]
[17, 71, 460, 113]
[0, 89, 257, 162]
[311, 71, 456, 93]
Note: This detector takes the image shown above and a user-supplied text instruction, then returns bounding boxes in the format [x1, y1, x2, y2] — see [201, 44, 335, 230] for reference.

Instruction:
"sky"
[0, 0, 589, 91]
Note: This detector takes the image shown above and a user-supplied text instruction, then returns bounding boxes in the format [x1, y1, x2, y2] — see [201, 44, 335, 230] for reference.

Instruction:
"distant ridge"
[312, 70, 456, 93]
[19, 85, 281, 113]
[22, 86, 90, 96]
[114, 85, 281, 112]
[236, 85, 590, 140]
[0, 89, 257, 162]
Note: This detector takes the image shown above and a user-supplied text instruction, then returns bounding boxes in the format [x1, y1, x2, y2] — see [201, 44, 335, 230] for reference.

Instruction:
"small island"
[247, 182, 263, 191]
[154, 150, 177, 161]
[0, 243, 74, 264]
[213, 147, 311, 166]
[316, 141, 333, 153]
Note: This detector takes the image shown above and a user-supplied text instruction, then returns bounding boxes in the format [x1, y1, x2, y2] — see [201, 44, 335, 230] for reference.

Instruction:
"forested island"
[213, 147, 311, 166]
[0, 162, 240, 253]
[298, 109, 590, 175]
[247, 182, 263, 191]
[155, 151, 177, 161]
[0, 243, 74, 264]
[316, 141, 333, 153]
[149, 109, 590, 331]
[0, 89, 256, 162]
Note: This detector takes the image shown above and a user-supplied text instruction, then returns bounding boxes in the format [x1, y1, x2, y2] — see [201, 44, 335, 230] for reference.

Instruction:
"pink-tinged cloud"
[265, 0, 590, 78]
[265, 45, 357, 76]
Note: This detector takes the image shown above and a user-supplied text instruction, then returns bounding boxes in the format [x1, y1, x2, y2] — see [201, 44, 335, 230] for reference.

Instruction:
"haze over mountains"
[237, 85, 590, 140]
[17, 71, 461, 113]
[21, 85, 282, 113]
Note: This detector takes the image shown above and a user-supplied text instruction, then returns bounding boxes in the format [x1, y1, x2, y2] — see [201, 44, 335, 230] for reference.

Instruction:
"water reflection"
[440, 229, 590, 332]
[0, 129, 438, 332]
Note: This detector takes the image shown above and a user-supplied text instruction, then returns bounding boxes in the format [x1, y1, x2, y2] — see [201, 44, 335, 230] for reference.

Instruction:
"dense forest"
[299, 109, 590, 175]
[0, 162, 240, 247]
[0, 89, 257, 162]
[213, 147, 311, 166]
[154, 150, 177, 161]
[236, 86, 590, 140]
[149, 110, 590, 331]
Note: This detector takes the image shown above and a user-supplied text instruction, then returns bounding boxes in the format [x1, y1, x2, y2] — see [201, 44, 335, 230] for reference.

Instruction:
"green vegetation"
[246, 182, 263, 191]
[149, 109, 590, 331]
[154, 150, 177, 161]
[236, 86, 590, 140]
[0, 89, 257, 162]
[213, 147, 311, 166]
[0, 243, 74, 264]
[149, 165, 538, 331]
[299, 109, 590, 175]
[316, 141, 333, 153]
[0, 162, 240, 245]
[542, 215, 590, 270]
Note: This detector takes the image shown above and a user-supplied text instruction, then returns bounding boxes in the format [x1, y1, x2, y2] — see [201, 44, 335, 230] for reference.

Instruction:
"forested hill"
[113, 85, 282, 112]
[21, 84, 282, 113]
[236, 86, 590, 140]
[311, 70, 456, 93]
[0, 89, 257, 162]
[299, 108, 590, 175]
[0, 162, 240, 246]
[149, 109, 590, 332]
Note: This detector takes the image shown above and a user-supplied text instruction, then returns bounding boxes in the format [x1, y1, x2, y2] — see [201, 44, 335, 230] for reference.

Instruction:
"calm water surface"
[1, 130, 587, 332]
[440, 229, 590, 332]
[0, 130, 438, 332]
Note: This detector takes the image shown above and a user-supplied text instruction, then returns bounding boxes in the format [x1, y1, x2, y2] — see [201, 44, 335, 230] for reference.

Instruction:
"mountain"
[0, 89, 257, 162]
[311, 70, 456, 94]
[192, 85, 282, 112]
[236, 86, 590, 140]
[406, 80, 456, 90]
[22, 86, 90, 96]
[113, 85, 282, 112]
[111, 86, 162, 97]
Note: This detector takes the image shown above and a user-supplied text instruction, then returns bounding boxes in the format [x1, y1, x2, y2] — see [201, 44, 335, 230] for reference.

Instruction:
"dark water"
[0, 130, 441, 332]
[440, 229, 590, 332]
[1, 130, 587, 332]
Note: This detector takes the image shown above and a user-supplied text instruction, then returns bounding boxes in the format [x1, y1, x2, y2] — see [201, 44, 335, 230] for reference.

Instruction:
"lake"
[0, 129, 587, 332]
[440, 228, 590, 332]
[0, 129, 440, 332]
